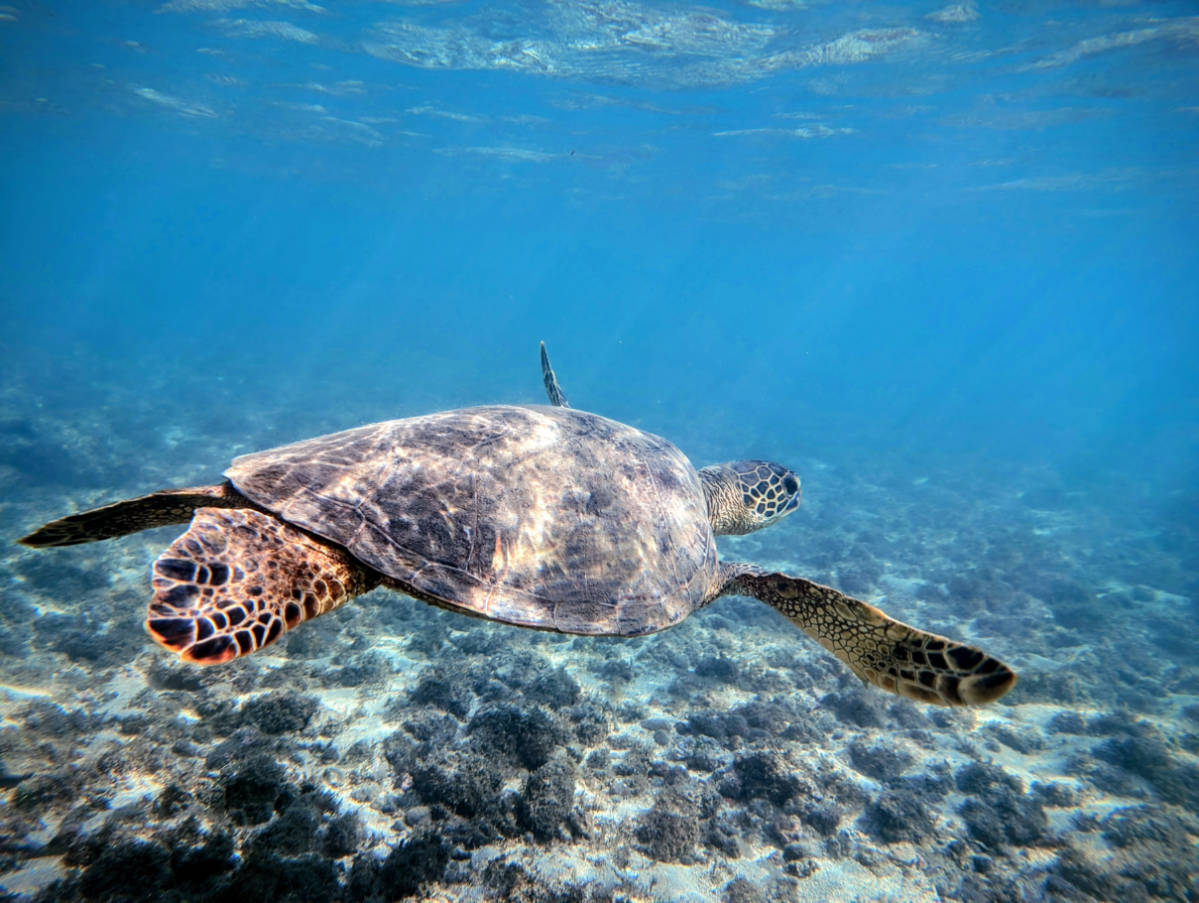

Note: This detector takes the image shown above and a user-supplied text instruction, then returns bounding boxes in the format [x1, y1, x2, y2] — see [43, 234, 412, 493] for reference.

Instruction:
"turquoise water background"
[1, 2, 1198, 902]
[4, 1, 1196, 485]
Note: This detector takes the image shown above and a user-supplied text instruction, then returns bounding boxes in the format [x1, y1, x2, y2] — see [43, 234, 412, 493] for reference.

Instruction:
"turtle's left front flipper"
[147, 507, 380, 665]
[715, 565, 1016, 706]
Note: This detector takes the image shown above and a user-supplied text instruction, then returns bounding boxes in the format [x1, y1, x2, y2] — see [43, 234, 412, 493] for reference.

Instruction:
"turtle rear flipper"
[717, 565, 1016, 706]
[146, 507, 380, 664]
[19, 483, 243, 547]
[539, 341, 570, 408]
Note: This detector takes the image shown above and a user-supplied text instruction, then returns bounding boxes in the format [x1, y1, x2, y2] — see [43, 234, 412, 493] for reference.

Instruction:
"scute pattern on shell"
[224, 405, 717, 636]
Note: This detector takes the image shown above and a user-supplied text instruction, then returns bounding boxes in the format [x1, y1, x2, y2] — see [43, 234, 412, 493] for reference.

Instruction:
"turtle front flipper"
[715, 565, 1016, 706]
[539, 341, 570, 408]
[147, 507, 380, 664]
[19, 483, 245, 547]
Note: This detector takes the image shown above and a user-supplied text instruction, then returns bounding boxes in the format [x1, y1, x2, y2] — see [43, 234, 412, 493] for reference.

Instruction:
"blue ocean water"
[1, 2, 1197, 901]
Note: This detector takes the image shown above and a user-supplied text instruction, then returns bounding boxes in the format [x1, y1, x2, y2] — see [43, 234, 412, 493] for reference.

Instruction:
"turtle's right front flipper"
[715, 565, 1017, 706]
[18, 483, 245, 547]
[540, 341, 570, 408]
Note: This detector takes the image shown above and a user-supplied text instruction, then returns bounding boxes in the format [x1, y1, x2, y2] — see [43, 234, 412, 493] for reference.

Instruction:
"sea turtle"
[19, 343, 1015, 706]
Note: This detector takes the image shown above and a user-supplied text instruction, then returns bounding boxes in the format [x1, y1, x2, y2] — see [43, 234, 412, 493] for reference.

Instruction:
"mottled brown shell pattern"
[225, 405, 717, 636]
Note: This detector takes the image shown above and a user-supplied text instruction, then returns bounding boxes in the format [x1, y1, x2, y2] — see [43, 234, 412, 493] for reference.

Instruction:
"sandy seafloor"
[0, 355, 1196, 903]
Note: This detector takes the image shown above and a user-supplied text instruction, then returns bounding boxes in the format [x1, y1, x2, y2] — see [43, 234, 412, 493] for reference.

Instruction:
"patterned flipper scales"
[719, 566, 1016, 706]
[147, 507, 379, 664]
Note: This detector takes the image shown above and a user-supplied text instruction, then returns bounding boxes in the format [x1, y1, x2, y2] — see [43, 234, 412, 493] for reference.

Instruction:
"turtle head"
[697, 460, 801, 536]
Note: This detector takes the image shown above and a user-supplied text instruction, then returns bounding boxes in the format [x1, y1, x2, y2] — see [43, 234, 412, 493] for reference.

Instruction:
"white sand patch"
[791, 856, 937, 903]
[91, 665, 154, 718]
[0, 683, 53, 705]
[0, 856, 68, 900]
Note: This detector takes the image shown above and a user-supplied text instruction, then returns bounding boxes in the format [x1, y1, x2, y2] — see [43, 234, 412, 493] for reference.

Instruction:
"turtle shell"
[224, 405, 717, 636]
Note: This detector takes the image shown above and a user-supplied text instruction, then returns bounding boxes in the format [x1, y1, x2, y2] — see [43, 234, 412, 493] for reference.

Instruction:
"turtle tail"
[147, 507, 380, 664]
[18, 483, 245, 547]
[717, 565, 1016, 706]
